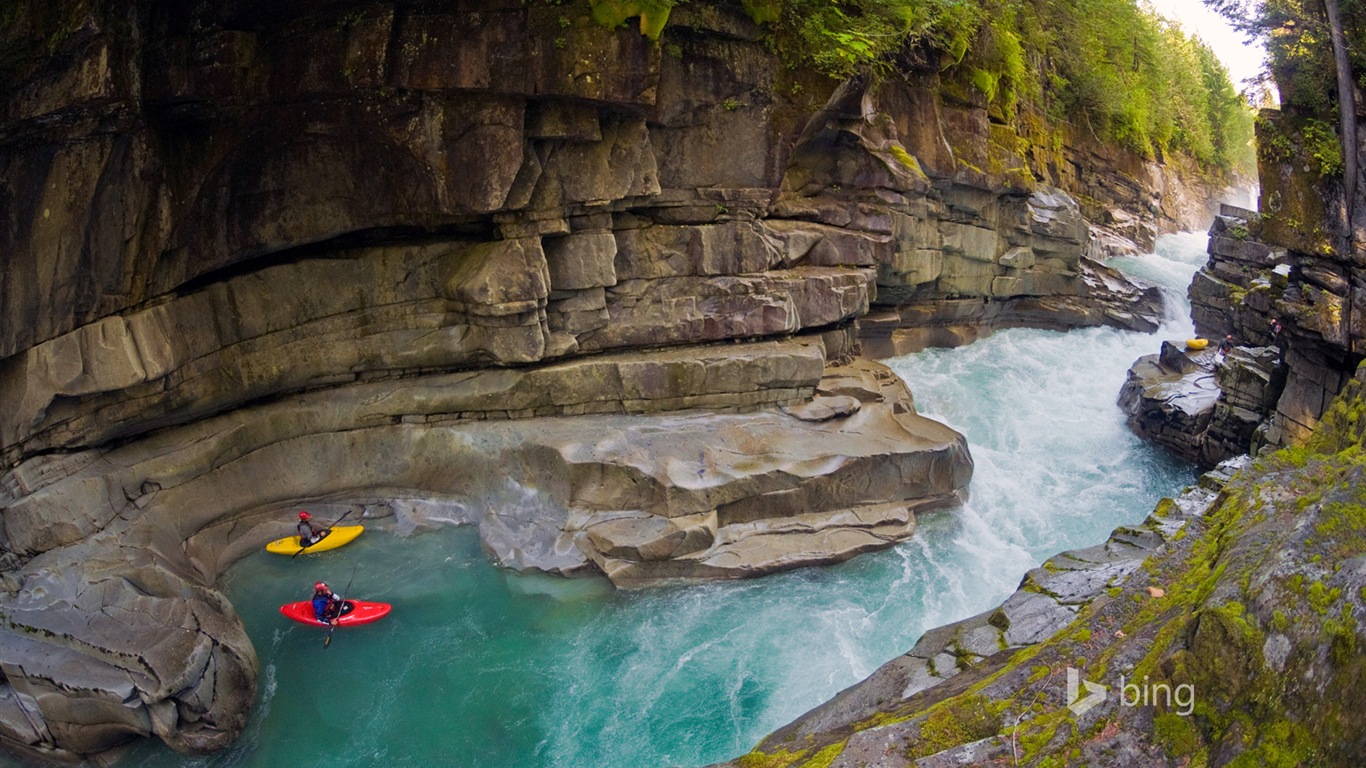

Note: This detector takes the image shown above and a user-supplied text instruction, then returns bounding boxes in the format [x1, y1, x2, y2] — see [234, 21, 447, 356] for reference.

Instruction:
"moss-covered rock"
[715, 365, 1366, 767]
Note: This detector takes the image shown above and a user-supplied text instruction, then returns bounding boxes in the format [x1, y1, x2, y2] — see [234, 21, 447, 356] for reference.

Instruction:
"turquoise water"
[98, 234, 1205, 768]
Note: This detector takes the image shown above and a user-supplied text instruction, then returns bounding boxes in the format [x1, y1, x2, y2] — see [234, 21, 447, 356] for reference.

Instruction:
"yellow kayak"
[1185, 338, 1210, 350]
[265, 525, 364, 555]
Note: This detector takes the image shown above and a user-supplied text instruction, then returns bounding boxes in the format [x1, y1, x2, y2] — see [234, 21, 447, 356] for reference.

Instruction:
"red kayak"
[279, 600, 392, 627]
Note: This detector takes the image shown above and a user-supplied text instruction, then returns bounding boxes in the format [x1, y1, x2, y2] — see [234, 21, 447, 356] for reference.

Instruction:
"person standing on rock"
[1216, 334, 1234, 364]
[296, 511, 329, 548]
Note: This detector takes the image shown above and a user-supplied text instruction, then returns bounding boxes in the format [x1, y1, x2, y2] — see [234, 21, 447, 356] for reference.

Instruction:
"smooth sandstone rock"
[0, 352, 972, 759]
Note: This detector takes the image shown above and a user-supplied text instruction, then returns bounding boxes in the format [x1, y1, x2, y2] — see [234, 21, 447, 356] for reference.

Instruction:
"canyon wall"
[0, 0, 1237, 761]
[716, 10, 1366, 767]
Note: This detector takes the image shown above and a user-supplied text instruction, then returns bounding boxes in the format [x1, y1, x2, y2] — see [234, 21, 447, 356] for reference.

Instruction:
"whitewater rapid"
[109, 232, 1208, 768]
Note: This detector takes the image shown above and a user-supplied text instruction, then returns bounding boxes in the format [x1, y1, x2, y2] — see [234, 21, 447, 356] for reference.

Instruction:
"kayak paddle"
[324, 565, 358, 649]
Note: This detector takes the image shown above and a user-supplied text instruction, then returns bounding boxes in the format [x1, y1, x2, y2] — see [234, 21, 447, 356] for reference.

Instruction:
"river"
[105, 232, 1208, 768]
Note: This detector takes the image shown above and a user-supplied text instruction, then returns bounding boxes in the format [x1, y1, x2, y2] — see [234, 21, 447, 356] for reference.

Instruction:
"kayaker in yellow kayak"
[296, 511, 330, 548]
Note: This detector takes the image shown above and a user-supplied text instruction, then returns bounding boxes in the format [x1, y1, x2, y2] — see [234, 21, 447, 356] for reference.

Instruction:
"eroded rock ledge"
[0, 0, 1236, 760]
[0, 344, 970, 762]
[1119, 207, 1292, 468]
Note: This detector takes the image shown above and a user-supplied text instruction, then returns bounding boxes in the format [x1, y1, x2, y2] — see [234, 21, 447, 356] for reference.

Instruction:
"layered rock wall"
[747, 31, 1366, 768]
[1119, 209, 1290, 467]
[1122, 106, 1366, 464]
[0, 0, 1239, 761]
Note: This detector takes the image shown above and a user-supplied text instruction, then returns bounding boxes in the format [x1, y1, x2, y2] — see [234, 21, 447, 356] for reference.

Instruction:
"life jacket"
[312, 594, 332, 622]
[298, 521, 318, 544]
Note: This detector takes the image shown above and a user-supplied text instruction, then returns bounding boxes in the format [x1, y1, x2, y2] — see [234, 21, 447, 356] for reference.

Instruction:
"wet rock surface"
[719, 370, 1366, 767]
[0, 348, 973, 760]
[0, 0, 1235, 760]
[1121, 209, 1290, 467]
[1118, 343, 1223, 464]
[715, 460, 1238, 763]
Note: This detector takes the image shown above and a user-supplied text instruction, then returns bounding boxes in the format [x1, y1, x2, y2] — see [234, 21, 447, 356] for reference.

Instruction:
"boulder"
[1118, 350, 1221, 463]
[0, 543, 255, 763]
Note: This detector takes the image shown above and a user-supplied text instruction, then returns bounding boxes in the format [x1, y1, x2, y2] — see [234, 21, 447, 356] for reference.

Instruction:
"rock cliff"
[714, 377, 1366, 766]
[0, 0, 1239, 761]
[1119, 207, 1289, 468]
[719, 5, 1366, 765]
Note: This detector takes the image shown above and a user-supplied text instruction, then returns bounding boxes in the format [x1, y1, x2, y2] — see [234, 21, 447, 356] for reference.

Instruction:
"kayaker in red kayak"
[311, 581, 354, 625]
[296, 511, 330, 548]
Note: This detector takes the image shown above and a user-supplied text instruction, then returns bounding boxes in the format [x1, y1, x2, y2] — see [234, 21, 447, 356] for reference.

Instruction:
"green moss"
[1287, 573, 1304, 595]
[906, 695, 1001, 759]
[1271, 609, 1289, 632]
[1225, 719, 1318, 768]
[735, 748, 808, 768]
[1153, 712, 1202, 759]
[1325, 604, 1358, 667]
[953, 641, 981, 668]
[1153, 498, 1178, 518]
[1300, 118, 1344, 178]
[638, 7, 671, 39]
[1015, 711, 1064, 760]
[969, 67, 999, 101]
[741, 0, 782, 24]
[888, 143, 917, 170]
[1314, 498, 1366, 559]
[1307, 580, 1341, 615]
[854, 710, 906, 731]
[588, 0, 673, 40]
[795, 742, 845, 768]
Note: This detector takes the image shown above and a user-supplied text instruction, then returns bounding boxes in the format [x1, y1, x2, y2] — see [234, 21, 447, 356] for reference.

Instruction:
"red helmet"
[314, 582, 328, 592]
[298, 511, 311, 520]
